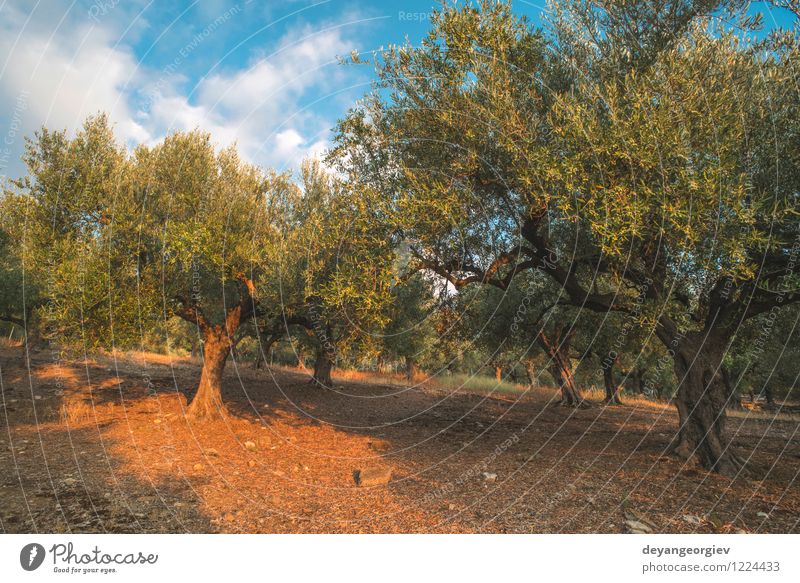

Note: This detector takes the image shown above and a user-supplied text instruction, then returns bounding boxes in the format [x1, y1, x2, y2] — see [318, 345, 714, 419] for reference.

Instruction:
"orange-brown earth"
[0, 346, 798, 533]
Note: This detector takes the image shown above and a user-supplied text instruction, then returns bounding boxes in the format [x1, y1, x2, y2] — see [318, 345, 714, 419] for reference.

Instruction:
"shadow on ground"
[1, 347, 798, 533]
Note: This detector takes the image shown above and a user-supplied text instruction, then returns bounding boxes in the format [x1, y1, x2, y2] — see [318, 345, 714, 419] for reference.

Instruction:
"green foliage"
[270, 159, 397, 357]
[3, 116, 284, 350]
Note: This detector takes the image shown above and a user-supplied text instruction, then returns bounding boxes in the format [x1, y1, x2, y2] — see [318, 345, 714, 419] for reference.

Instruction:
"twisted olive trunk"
[181, 281, 255, 420]
[602, 356, 623, 405]
[524, 360, 539, 390]
[538, 327, 586, 407]
[671, 333, 743, 476]
[311, 346, 334, 387]
[188, 325, 233, 419]
[405, 356, 417, 381]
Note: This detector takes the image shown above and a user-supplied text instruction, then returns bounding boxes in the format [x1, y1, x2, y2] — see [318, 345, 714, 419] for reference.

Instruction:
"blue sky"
[0, 0, 794, 182]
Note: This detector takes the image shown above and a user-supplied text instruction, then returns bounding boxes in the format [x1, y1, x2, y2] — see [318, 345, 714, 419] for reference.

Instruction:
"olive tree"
[258, 160, 396, 387]
[331, 0, 800, 473]
[5, 116, 288, 419]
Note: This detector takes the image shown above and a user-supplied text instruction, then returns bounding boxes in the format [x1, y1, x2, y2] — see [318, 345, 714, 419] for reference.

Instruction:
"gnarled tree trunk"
[253, 332, 280, 369]
[602, 356, 623, 405]
[549, 358, 583, 406]
[179, 277, 256, 420]
[188, 325, 232, 419]
[632, 367, 646, 395]
[538, 327, 585, 407]
[721, 366, 742, 410]
[524, 359, 539, 390]
[311, 345, 334, 387]
[405, 355, 417, 381]
[671, 332, 743, 476]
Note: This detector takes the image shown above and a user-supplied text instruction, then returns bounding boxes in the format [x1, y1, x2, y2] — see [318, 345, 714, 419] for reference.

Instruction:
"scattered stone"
[224, 513, 235, 522]
[153, 419, 161, 424]
[353, 467, 393, 487]
[244, 441, 257, 451]
[624, 510, 656, 534]
[682, 514, 703, 525]
[482, 472, 497, 483]
[193, 463, 204, 471]
[625, 519, 653, 534]
[34, 395, 42, 400]
[62, 478, 77, 486]
[756, 512, 770, 519]
[448, 503, 457, 511]
[206, 448, 219, 457]
[248, 460, 257, 468]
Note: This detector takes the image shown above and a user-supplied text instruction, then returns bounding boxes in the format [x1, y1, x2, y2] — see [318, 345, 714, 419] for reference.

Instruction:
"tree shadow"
[2, 348, 798, 533]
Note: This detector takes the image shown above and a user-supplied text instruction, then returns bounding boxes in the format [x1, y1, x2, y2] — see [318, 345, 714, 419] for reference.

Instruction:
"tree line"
[1, 0, 798, 476]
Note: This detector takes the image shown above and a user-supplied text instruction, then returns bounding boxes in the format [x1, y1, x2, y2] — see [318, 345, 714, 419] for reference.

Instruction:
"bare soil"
[1, 347, 798, 533]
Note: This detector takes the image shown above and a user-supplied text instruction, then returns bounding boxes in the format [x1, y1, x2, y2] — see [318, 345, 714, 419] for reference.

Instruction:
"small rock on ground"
[353, 467, 392, 487]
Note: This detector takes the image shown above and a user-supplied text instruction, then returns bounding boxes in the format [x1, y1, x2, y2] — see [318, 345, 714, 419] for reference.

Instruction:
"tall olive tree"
[331, 0, 800, 473]
[129, 131, 287, 417]
[5, 116, 287, 419]
[2, 115, 128, 349]
[259, 159, 395, 387]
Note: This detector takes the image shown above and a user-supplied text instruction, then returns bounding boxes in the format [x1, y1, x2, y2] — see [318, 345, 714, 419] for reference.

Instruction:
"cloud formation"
[0, 1, 367, 179]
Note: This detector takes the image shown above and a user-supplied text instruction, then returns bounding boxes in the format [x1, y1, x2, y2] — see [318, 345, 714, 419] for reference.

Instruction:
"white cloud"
[139, 24, 353, 169]
[0, 2, 152, 163]
[0, 2, 365, 178]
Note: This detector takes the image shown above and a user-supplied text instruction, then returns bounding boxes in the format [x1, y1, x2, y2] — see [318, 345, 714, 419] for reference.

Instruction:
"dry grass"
[0, 337, 24, 349]
[581, 386, 669, 408]
[108, 349, 194, 367]
[728, 406, 800, 423]
[288, 365, 528, 396]
[58, 399, 97, 425]
[423, 371, 524, 395]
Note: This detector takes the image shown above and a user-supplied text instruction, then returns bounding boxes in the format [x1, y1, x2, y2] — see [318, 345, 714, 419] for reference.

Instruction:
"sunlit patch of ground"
[1, 346, 798, 533]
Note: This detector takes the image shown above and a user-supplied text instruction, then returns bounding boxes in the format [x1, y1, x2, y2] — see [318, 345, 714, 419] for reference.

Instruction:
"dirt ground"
[1, 346, 798, 533]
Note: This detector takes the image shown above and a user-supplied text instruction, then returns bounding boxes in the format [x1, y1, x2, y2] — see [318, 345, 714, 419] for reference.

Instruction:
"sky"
[0, 0, 794, 182]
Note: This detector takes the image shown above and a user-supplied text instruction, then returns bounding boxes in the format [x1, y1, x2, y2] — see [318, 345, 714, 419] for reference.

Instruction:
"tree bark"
[253, 333, 280, 369]
[311, 346, 334, 387]
[524, 360, 539, 390]
[721, 366, 742, 410]
[187, 326, 232, 419]
[549, 358, 584, 406]
[178, 276, 255, 420]
[602, 357, 623, 405]
[538, 327, 585, 407]
[405, 355, 417, 381]
[632, 367, 646, 395]
[670, 332, 743, 476]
